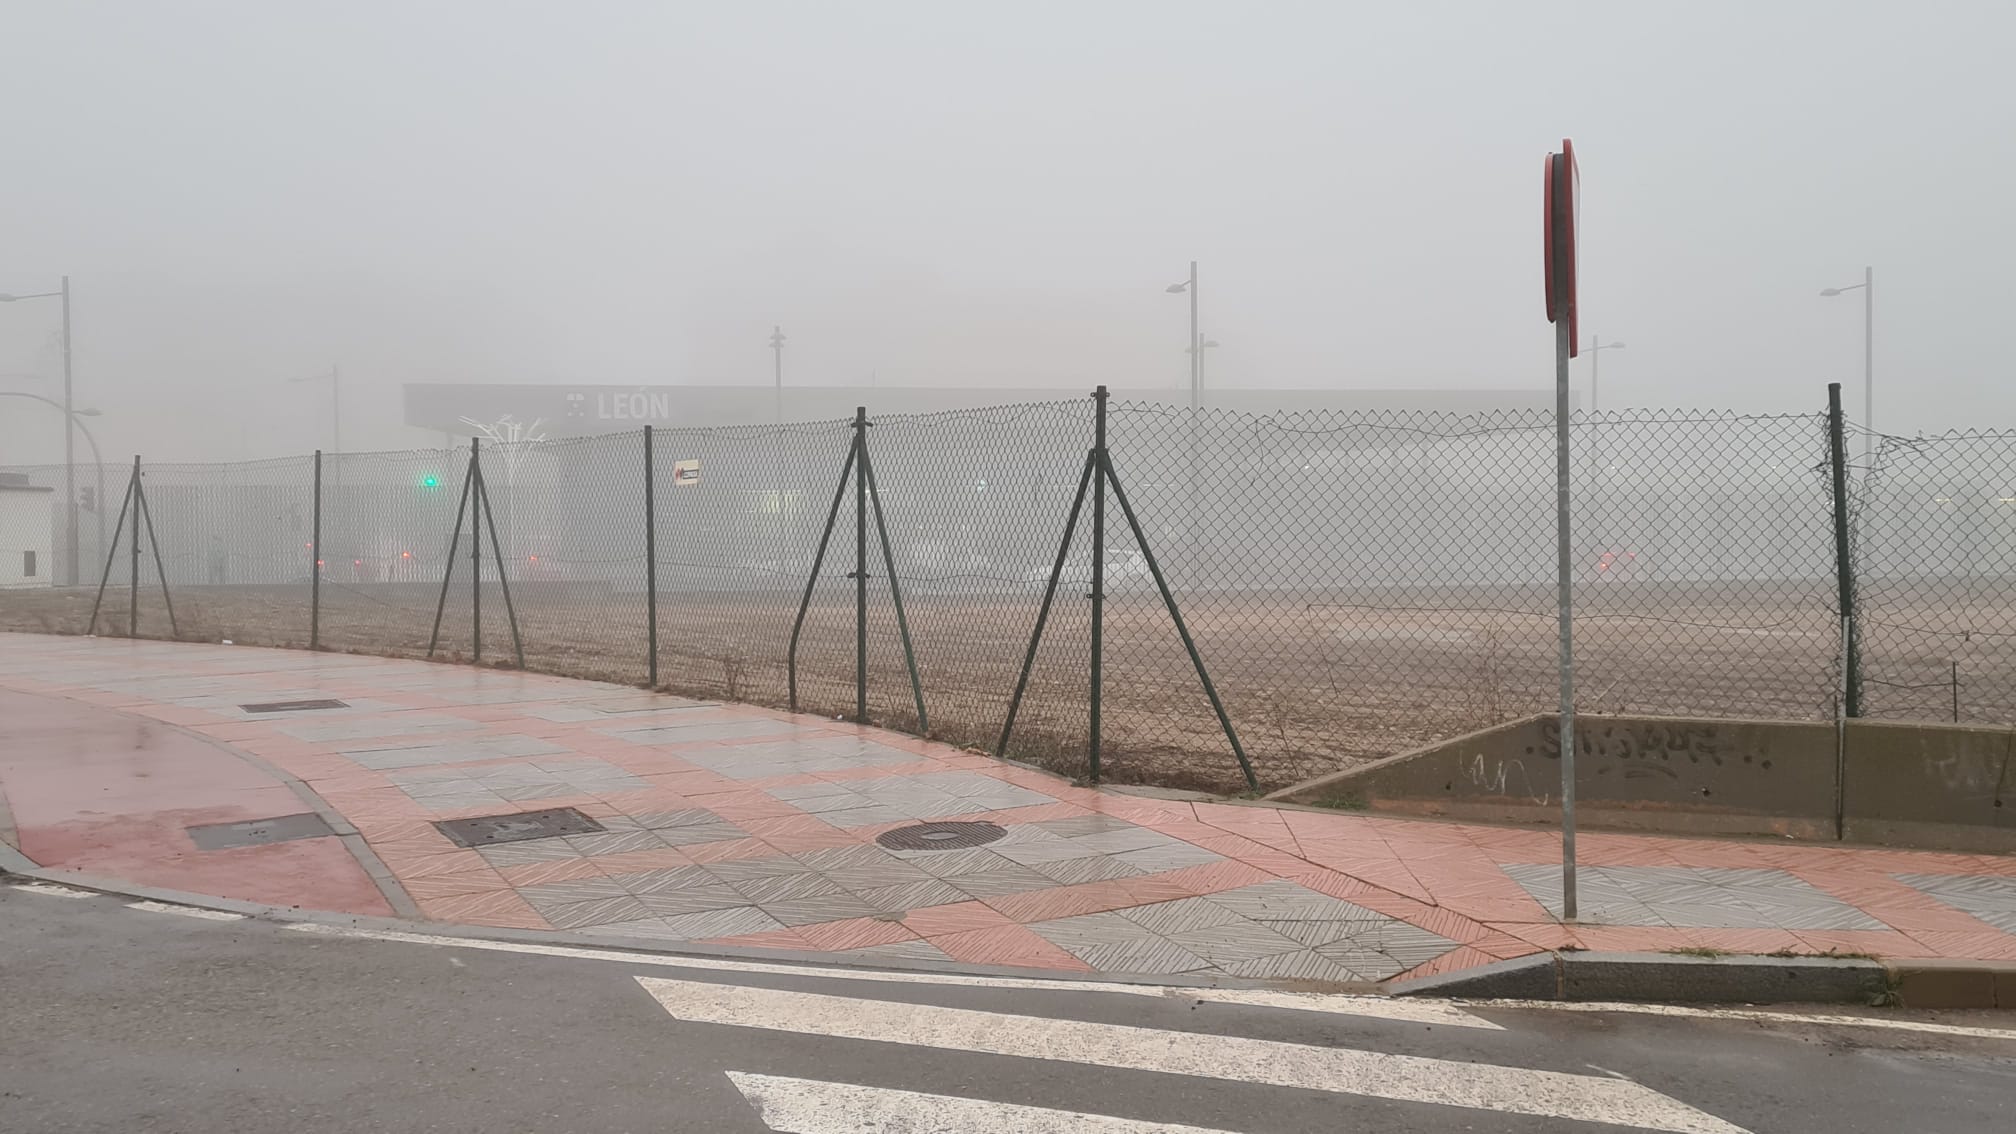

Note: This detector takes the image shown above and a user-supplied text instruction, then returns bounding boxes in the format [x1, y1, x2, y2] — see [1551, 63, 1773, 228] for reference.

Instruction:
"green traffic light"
[421, 475, 440, 488]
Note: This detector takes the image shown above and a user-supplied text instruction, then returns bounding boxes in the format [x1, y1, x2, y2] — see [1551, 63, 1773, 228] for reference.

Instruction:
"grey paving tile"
[1166, 921, 1307, 964]
[1115, 897, 1247, 937]
[792, 845, 907, 871]
[606, 866, 717, 895]
[630, 808, 731, 830]
[518, 877, 632, 908]
[991, 838, 1105, 867]
[539, 894, 652, 930]
[944, 866, 1062, 899]
[1026, 854, 1144, 886]
[562, 829, 671, 856]
[781, 791, 874, 814]
[1032, 815, 1140, 838]
[815, 805, 916, 829]
[1256, 918, 1384, 948]
[897, 848, 1020, 876]
[655, 821, 749, 847]
[1220, 949, 1362, 982]
[759, 893, 885, 926]
[1070, 937, 1214, 975]
[1067, 828, 1179, 855]
[476, 840, 585, 866]
[654, 905, 786, 940]
[1027, 912, 1163, 950]
[703, 855, 813, 885]
[733, 872, 845, 905]
[608, 720, 802, 745]
[1203, 881, 1376, 922]
[579, 917, 698, 942]
[1113, 843, 1225, 873]
[635, 885, 751, 916]
[822, 862, 935, 892]
[496, 783, 576, 802]
[1309, 946, 1412, 981]
[852, 879, 972, 914]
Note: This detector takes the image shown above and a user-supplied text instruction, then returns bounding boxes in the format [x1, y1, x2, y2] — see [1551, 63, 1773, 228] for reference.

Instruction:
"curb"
[1387, 950, 2016, 1009]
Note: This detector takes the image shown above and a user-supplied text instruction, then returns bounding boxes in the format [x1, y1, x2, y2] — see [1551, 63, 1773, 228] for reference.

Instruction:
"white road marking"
[284, 923, 1495, 1028]
[640, 976, 1748, 1134]
[127, 900, 246, 921]
[1470, 997, 2016, 1044]
[727, 1071, 1241, 1133]
[9, 882, 95, 899]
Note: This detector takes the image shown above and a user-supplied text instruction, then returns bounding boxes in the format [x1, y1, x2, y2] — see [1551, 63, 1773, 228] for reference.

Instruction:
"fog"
[3, 1, 2013, 463]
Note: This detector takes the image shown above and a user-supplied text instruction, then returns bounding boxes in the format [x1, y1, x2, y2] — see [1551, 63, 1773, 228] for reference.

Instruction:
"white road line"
[640, 976, 1748, 1134]
[127, 900, 246, 921]
[284, 923, 1496, 1029]
[727, 1072, 1242, 1134]
[9, 882, 95, 899]
[1470, 998, 2016, 1044]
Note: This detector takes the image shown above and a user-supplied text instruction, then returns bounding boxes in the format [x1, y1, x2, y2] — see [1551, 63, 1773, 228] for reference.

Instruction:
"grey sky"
[3, 1, 2012, 461]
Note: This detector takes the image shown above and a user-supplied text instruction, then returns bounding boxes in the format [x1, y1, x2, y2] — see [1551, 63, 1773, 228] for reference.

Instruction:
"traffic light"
[420, 474, 440, 488]
[78, 486, 95, 512]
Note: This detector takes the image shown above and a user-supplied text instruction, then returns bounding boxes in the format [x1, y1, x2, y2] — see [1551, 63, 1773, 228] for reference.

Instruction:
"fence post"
[1090, 386, 1108, 782]
[311, 449, 323, 650]
[129, 455, 141, 639]
[644, 425, 658, 688]
[854, 407, 868, 725]
[470, 437, 482, 664]
[788, 436, 856, 713]
[87, 464, 137, 636]
[859, 437, 928, 734]
[425, 448, 475, 658]
[996, 450, 1095, 760]
[473, 459, 525, 669]
[1827, 382, 1862, 717]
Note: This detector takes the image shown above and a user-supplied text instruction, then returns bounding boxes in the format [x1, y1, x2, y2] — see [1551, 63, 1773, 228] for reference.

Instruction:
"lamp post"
[1820, 267, 1873, 462]
[0, 278, 76, 583]
[291, 364, 342, 453]
[0, 391, 105, 577]
[1583, 336, 1626, 414]
[1166, 263, 1200, 408]
[769, 326, 785, 426]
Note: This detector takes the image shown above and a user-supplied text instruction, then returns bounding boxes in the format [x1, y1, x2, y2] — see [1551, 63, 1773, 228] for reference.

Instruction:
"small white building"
[0, 474, 56, 588]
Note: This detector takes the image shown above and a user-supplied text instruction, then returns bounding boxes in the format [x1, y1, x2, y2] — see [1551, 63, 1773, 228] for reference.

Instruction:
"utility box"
[0, 473, 56, 588]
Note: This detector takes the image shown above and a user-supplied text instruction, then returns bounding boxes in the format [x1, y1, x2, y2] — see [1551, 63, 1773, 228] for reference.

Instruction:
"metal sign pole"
[1544, 140, 1581, 923]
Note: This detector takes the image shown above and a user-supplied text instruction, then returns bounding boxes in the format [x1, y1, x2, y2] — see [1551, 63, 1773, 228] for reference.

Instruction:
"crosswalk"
[637, 975, 1752, 1134]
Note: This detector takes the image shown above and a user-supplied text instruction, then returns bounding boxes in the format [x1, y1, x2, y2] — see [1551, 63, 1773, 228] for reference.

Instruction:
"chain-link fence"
[1, 388, 2001, 792]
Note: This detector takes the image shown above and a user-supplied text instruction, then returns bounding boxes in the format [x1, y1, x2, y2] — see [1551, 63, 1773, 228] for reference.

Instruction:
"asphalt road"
[3, 880, 2013, 1134]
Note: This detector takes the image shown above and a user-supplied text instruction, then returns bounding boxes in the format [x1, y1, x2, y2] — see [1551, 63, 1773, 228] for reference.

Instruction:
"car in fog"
[1024, 549, 1153, 592]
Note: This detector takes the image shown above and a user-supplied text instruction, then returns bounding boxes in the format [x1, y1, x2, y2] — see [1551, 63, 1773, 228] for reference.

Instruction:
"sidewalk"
[4, 632, 2014, 985]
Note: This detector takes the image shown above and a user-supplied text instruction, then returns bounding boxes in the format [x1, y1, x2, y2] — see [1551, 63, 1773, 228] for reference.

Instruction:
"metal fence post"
[1090, 386, 1108, 782]
[644, 425, 658, 688]
[788, 436, 856, 713]
[1827, 382, 1862, 717]
[425, 449, 475, 658]
[87, 464, 136, 636]
[473, 459, 525, 670]
[470, 437, 482, 664]
[311, 449, 322, 650]
[854, 407, 868, 725]
[129, 455, 141, 639]
[859, 436, 928, 733]
[996, 450, 1095, 760]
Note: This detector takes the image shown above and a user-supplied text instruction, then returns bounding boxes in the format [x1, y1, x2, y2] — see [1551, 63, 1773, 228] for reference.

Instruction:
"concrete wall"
[1270, 713, 2016, 853]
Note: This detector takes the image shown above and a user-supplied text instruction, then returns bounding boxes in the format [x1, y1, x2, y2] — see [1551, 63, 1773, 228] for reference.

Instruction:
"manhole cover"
[187, 812, 336, 851]
[435, 807, 604, 848]
[875, 821, 1007, 851]
[240, 699, 349, 713]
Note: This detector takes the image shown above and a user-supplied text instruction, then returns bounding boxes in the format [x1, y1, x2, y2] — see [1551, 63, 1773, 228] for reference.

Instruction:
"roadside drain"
[187, 813, 336, 850]
[434, 807, 605, 847]
[239, 699, 349, 713]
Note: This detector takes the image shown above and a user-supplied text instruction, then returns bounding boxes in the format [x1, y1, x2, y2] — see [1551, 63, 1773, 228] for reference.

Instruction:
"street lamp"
[0, 391, 105, 577]
[0, 277, 77, 584]
[290, 364, 342, 453]
[769, 326, 785, 426]
[1820, 267, 1873, 461]
[1583, 337, 1626, 414]
[1166, 262, 1201, 408]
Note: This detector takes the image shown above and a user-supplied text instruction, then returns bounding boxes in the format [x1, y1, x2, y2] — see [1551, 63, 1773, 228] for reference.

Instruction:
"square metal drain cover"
[435, 807, 604, 848]
[240, 698, 349, 713]
[187, 812, 336, 851]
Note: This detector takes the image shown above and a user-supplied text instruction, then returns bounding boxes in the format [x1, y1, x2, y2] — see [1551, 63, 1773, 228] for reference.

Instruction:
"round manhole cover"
[875, 820, 1007, 851]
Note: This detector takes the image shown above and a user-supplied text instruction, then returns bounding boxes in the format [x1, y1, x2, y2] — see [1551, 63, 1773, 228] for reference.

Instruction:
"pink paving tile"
[928, 924, 1096, 972]
[1570, 925, 1700, 952]
[678, 837, 781, 865]
[402, 869, 513, 901]
[377, 848, 490, 879]
[1900, 930, 2016, 961]
[901, 900, 1013, 937]
[1279, 866, 1381, 902]
[1114, 872, 1206, 905]
[1391, 946, 1499, 983]
[752, 827, 865, 854]
[417, 889, 550, 929]
[795, 916, 919, 952]
[1789, 929, 1934, 956]
[1150, 859, 1276, 897]
[1684, 928, 1809, 955]
[1467, 930, 1548, 959]
[984, 880, 1140, 924]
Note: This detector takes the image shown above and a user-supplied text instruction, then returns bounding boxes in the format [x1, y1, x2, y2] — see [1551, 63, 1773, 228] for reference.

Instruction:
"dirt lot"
[5, 577, 2008, 794]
